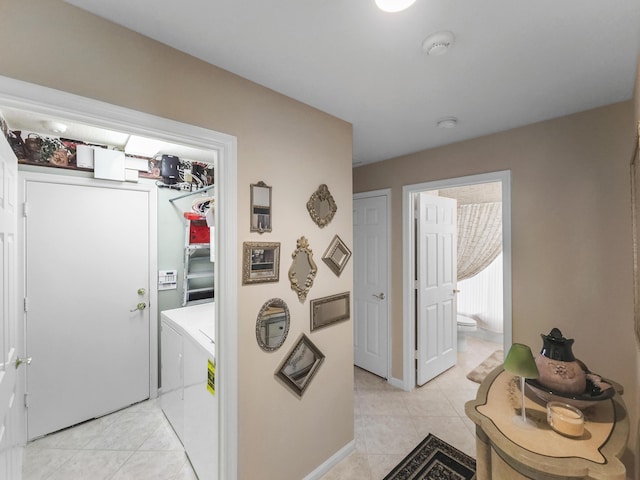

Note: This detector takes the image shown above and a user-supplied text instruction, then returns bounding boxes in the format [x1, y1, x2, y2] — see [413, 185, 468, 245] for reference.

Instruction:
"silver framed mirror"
[242, 241, 280, 285]
[306, 184, 337, 228]
[256, 298, 290, 351]
[322, 234, 352, 276]
[288, 236, 317, 303]
[250, 181, 272, 233]
[310, 292, 350, 331]
[275, 333, 325, 397]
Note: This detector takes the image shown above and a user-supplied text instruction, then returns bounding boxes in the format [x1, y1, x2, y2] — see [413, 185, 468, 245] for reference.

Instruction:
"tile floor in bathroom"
[22, 335, 500, 480]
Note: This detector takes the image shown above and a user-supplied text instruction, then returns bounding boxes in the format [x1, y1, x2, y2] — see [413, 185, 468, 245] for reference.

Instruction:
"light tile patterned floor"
[320, 335, 502, 480]
[22, 335, 501, 480]
[22, 399, 197, 480]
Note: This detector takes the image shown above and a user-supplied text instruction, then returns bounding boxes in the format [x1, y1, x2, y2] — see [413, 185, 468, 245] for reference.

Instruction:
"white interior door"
[353, 193, 389, 378]
[0, 132, 24, 478]
[23, 175, 152, 440]
[416, 193, 457, 386]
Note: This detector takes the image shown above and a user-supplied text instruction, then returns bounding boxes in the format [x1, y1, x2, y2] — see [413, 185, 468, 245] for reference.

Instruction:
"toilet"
[457, 314, 477, 352]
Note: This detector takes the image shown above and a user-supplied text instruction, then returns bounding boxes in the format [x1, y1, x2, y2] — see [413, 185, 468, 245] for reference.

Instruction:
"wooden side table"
[465, 366, 629, 480]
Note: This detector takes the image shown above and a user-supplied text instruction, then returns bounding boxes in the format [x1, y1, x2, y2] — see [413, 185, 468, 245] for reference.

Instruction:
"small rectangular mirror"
[242, 241, 280, 284]
[310, 292, 350, 331]
[250, 181, 272, 233]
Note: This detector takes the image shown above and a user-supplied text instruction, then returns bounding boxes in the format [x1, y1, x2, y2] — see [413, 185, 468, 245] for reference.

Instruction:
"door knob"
[15, 357, 32, 369]
[137, 288, 146, 296]
[453, 289, 460, 294]
[130, 302, 147, 312]
[372, 293, 385, 300]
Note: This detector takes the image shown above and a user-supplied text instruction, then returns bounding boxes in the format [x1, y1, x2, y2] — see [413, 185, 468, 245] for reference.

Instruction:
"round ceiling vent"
[422, 31, 455, 56]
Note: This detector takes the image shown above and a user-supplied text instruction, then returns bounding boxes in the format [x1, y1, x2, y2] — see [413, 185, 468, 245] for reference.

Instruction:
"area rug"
[383, 433, 476, 480]
[466, 350, 503, 384]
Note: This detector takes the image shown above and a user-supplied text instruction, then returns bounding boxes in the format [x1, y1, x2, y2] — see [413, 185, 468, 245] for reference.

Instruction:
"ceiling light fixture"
[437, 117, 458, 129]
[422, 31, 455, 56]
[375, 0, 416, 13]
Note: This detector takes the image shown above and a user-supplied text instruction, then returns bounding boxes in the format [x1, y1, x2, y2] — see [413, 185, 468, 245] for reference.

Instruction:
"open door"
[0, 131, 24, 478]
[416, 193, 457, 386]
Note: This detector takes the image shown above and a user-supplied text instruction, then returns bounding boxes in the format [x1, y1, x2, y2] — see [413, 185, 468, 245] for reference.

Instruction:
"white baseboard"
[303, 440, 355, 480]
[469, 328, 503, 345]
[388, 376, 409, 391]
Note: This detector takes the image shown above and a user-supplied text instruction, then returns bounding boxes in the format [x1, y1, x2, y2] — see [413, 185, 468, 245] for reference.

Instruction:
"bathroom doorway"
[402, 171, 512, 390]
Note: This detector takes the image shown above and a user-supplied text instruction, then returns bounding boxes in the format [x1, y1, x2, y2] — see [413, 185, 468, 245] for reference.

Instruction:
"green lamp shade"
[504, 343, 539, 379]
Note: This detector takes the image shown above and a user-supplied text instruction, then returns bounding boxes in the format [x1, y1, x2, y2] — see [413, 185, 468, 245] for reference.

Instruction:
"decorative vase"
[534, 328, 586, 395]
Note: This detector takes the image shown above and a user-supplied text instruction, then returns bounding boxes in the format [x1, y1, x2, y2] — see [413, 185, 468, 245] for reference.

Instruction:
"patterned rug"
[383, 434, 476, 480]
[466, 350, 503, 384]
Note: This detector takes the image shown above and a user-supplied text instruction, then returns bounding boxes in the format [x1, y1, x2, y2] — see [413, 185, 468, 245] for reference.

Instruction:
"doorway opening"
[402, 171, 512, 391]
[0, 76, 238, 480]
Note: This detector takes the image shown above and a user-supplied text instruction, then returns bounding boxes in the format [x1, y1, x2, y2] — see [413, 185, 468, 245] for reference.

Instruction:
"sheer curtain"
[457, 202, 502, 281]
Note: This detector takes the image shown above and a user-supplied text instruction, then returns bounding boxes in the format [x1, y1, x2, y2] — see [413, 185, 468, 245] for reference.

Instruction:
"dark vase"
[534, 328, 586, 395]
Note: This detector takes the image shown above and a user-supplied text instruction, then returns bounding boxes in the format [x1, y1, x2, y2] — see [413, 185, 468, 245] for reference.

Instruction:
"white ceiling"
[64, 0, 640, 166]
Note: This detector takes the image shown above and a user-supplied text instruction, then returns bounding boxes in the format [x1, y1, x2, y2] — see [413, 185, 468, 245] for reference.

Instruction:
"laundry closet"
[1, 105, 219, 480]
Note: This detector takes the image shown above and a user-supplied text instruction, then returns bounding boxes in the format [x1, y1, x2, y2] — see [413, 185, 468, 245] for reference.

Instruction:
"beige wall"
[0, 1, 353, 479]
[354, 101, 638, 469]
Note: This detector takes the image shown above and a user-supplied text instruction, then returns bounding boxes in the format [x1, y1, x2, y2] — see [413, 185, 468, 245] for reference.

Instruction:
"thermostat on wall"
[158, 269, 178, 290]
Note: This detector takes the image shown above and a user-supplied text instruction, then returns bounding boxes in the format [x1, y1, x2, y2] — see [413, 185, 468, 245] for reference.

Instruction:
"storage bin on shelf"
[183, 212, 214, 306]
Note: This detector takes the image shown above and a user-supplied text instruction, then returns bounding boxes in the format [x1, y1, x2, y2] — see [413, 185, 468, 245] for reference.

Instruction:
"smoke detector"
[422, 31, 455, 56]
[437, 117, 458, 129]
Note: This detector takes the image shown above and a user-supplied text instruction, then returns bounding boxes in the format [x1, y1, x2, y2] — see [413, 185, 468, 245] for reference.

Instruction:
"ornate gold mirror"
[306, 184, 337, 228]
[288, 236, 318, 303]
[256, 298, 290, 351]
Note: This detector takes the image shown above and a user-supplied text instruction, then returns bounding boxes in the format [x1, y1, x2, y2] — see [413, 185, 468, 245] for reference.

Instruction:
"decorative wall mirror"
[250, 181, 272, 233]
[275, 333, 325, 397]
[306, 184, 337, 228]
[256, 298, 290, 351]
[242, 241, 280, 284]
[310, 292, 350, 331]
[288, 236, 317, 302]
[322, 235, 352, 277]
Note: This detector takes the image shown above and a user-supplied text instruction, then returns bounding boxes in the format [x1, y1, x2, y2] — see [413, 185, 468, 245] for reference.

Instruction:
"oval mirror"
[288, 236, 318, 303]
[256, 298, 290, 351]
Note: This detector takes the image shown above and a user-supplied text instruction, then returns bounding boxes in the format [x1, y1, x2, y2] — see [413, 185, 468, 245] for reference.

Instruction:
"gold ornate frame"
[306, 184, 337, 228]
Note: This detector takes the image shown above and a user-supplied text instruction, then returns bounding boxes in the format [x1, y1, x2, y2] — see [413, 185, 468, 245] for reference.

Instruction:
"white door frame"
[353, 189, 393, 385]
[402, 170, 512, 391]
[0, 76, 238, 480]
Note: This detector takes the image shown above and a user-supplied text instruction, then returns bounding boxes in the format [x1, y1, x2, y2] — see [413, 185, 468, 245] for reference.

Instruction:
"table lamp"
[504, 343, 539, 428]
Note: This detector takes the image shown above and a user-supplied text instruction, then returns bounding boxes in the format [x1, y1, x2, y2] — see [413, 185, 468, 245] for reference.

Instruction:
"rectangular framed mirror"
[242, 241, 280, 284]
[250, 181, 272, 233]
[310, 291, 350, 331]
[322, 234, 352, 277]
[276, 334, 325, 397]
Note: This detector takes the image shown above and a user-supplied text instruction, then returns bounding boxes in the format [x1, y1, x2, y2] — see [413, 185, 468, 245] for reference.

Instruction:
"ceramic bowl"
[525, 376, 615, 410]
